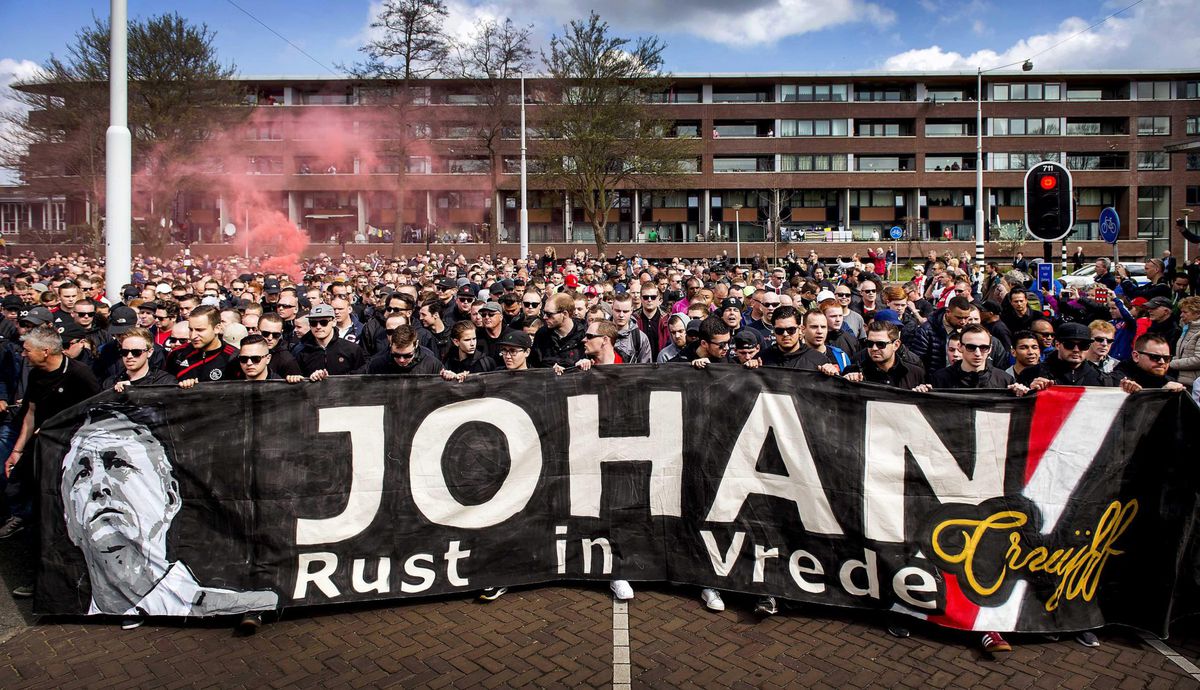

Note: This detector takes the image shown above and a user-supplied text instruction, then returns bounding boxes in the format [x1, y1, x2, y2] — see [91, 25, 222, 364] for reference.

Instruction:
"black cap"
[719, 298, 743, 312]
[122, 286, 140, 299]
[1145, 296, 1174, 311]
[238, 273, 254, 283]
[58, 320, 88, 344]
[437, 277, 458, 290]
[732, 329, 764, 349]
[980, 300, 1002, 315]
[1, 295, 24, 311]
[108, 306, 137, 334]
[497, 329, 533, 349]
[500, 278, 515, 290]
[264, 280, 281, 294]
[456, 285, 476, 299]
[138, 300, 158, 312]
[1055, 322, 1091, 341]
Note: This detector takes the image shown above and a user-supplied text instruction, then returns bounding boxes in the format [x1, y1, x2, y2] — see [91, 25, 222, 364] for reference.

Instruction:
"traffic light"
[1023, 161, 1074, 241]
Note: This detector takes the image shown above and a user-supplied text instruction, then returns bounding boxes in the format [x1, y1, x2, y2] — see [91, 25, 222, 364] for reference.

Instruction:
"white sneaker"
[610, 580, 634, 600]
[700, 588, 725, 611]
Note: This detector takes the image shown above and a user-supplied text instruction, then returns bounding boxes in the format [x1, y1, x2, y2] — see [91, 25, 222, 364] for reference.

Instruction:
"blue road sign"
[889, 226, 903, 240]
[1099, 207, 1120, 244]
[1037, 262, 1055, 291]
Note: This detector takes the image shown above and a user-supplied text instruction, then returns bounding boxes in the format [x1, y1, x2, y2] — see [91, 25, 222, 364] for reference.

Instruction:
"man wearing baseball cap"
[293, 303, 365, 379]
[1142, 296, 1181, 349]
[1019, 322, 1115, 389]
[496, 329, 533, 371]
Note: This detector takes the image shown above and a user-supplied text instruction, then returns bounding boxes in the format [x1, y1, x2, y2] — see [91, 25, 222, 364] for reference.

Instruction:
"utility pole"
[104, 0, 131, 302]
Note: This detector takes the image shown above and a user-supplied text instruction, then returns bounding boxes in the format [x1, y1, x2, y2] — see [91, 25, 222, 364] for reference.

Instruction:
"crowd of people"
[0, 244, 1197, 650]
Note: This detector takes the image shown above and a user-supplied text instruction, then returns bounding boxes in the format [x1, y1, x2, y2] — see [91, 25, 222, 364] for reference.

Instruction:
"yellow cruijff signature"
[931, 500, 1138, 612]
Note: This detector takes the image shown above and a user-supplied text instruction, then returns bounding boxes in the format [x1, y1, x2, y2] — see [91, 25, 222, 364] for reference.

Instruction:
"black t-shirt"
[102, 369, 176, 390]
[27, 356, 100, 429]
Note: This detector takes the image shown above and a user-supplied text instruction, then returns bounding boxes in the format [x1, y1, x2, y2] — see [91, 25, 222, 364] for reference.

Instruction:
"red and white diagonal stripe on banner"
[906, 388, 1127, 631]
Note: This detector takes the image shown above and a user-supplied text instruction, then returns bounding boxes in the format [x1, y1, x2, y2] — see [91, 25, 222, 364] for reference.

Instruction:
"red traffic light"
[1039, 175, 1058, 191]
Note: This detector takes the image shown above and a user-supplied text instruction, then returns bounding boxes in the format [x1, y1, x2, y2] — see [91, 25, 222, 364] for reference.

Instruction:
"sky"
[1, 0, 1197, 183]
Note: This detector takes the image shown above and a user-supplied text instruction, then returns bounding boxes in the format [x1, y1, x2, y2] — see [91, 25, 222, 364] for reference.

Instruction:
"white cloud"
[0, 58, 43, 186]
[882, 0, 1200, 71]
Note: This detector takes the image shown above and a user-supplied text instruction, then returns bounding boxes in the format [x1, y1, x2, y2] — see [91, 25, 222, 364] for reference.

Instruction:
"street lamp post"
[976, 59, 1033, 272]
[519, 76, 529, 262]
[732, 203, 743, 265]
[105, 0, 131, 303]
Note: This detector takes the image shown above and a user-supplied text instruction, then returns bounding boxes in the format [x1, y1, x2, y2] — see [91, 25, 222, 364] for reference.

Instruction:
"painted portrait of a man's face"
[60, 414, 180, 566]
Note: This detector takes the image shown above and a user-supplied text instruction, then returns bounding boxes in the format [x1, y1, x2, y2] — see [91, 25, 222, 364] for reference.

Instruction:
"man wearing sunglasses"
[257, 313, 302, 378]
[634, 286, 669, 359]
[1084, 321, 1120, 375]
[760, 306, 808, 369]
[921, 325, 1029, 396]
[1112, 334, 1187, 393]
[844, 321, 925, 388]
[293, 303, 365, 380]
[363, 326, 443, 376]
[103, 328, 175, 391]
[1020, 322, 1114, 390]
[234, 334, 278, 381]
[532, 293, 587, 369]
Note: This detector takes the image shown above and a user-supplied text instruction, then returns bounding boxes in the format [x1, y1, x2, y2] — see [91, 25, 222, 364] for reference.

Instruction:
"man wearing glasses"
[844, 321, 925, 388]
[760, 306, 808, 369]
[1113, 333, 1187, 393]
[919, 326, 1029, 397]
[151, 303, 178, 347]
[1084, 321, 1120, 375]
[103, 328, 175, 391]
[293, 303, 364, 380]
[235, 335, 278, 381]
[273, 294, 300, 348]
[1019, 322, 1114, 389]
[683, 317, 732, 369]
[495, 329, 533, 372]
[257, 313, 301, 378]
[834, 287, 865, 339]
[363, 325, 442, 376]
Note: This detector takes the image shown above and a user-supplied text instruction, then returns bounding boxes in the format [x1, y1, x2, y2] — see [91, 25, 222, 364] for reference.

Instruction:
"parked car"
[1059, 261, 1148, 290]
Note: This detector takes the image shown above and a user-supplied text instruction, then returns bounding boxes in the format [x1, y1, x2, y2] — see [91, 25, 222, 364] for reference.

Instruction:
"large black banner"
[36, 366, 1200, 634]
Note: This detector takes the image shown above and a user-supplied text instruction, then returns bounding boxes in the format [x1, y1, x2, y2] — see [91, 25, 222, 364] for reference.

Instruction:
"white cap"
[816, 290, 835, 302]
[155, 282, 172, 294]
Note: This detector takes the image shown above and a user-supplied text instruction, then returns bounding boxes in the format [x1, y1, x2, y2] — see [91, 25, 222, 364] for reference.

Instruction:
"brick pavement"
[0, 584, 1198, 689]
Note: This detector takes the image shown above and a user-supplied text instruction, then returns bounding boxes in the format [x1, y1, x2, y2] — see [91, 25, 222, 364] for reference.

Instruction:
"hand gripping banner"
[35, 366, 1200, 635]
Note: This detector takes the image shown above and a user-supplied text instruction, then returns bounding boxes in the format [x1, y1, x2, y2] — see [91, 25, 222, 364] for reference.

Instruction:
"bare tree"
[344, 0, 450, 254]
[448, 18, 535, 260]
[1, 13, 241, 253]
[540, 12, 696, 256]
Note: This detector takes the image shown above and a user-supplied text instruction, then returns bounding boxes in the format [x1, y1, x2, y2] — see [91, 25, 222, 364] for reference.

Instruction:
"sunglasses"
[582, 333, 606, 340]
[762, 302, 780, 308]
[119, 348, 147, 358]
[522, 301, 541, 308]
[835, 293, 852, 298]
[75, 311, 94, 317]
[310, 318, 333, 327]
[774, 326, 799, 336]
[278, 304, 297, 309]
[165, 337, 186, 346]
[961, 343, 991, 353]
[542, 310, 560, 316]
[641, 294, 659, 300]
[1058, 340, 1089, 351]
[1137, 351, 1170, 363]
[392, 350, 416, 361]
[157, 315, 173, 321]
[865, 340, 894, 350]
[708, 340, 731, 350]
[861, 289, 877, 294]
[1033, 332, 1054, 338]
[385, 306, 407, 313]
[261, 331, 282, 339]
[238, 355, 268, 364]
[1092, 336, 1113, 344]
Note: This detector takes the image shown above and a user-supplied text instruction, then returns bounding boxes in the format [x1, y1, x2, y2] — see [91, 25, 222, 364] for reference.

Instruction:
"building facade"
[12, 69, 1200, 258]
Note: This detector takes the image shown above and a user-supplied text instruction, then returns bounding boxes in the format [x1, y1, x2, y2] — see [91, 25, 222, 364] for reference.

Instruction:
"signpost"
[889, 226, 902, 280]
[1099, 207, 1120, 265]
[1037, 261, 1055, 294]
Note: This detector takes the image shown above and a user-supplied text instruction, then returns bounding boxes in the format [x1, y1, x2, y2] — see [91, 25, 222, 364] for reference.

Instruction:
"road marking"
[1140, 631, 1200, 682]
[613, 599, 631, 690]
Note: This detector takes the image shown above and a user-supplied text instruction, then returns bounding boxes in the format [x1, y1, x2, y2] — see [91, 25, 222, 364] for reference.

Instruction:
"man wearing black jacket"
[844, 322, 925, 389]
[362, 325, 442, 376]
[531, 293, 585, 368]
[920, 325, 1029, 394]
[1112, 333, 1187, 393]
[292, 303, 364, 378]
[1019, 322, 1115, 389]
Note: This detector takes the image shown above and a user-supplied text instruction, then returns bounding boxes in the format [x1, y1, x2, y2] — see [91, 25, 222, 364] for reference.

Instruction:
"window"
[245, 156, 283, 174]
[924, 155, 975, 171]
[445, 125, 475, 139]
[926, 89, 968, 102]
[1066, 88, 1103, 101]
[246, 122, 283, 140]
[649, 89, 700, 103]
[1137, 152, 1170, 171]
[406, 156, 431, 174]
[856, 121, 909, 137]
[712, 90, 771, 103]
[855, 87, 909, 102]
[1065, 153, 1128, 171]
[849, 190, 895, 207]
[779, 119, 848, 136]
[993, 83, 1060, 101]
[444, 93, 484, 105]
[994, 189, 1025, 206]
[1185, 82, 1200, 100]
[993, 152, 1061, 171]
[856, 156, 913, 172]
[1188, 186, 1200, 206]
[779, 154, 848, 172]
[1065, 121, 1104, 135]
[1137, 187, 1169, 239]
[925, 122, 971, 137]
[1137, 117, 1170, 136]
[647, 191, 688, 208]
[1077, 189, 1118, 207]
[713, 157, 773, 172]
[1188, 154, 1200, 171]
[780, 84, 848, 102]
[1136, 82, 1171, 100]
[795, 191, 838, 207]
[993, 118, 1060, 135]
[1187, 117, 1199, 135]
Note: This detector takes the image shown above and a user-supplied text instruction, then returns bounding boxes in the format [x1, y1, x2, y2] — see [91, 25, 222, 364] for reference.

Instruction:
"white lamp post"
[519, 75, 529, 261]
[976, 58, 1032, 272]
[105, 0, 131, 302]
[732, 203, 743, 265]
